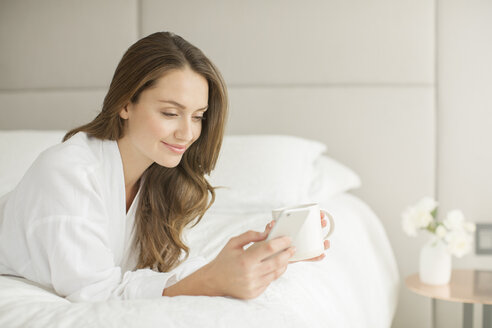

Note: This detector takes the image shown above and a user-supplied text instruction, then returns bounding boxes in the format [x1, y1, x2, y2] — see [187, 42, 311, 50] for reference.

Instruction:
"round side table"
[406, 269, 492, 328]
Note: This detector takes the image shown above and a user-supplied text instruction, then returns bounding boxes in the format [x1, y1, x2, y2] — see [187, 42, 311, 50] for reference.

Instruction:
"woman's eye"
[161, 112, 204, 121]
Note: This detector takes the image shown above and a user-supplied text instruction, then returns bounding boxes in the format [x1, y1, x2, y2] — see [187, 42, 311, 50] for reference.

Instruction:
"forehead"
[146, 68, 209, 103]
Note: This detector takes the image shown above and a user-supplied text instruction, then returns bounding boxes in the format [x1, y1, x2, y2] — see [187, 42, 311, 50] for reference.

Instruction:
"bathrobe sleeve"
[27, 214, 205, 302]
[19, 150, 205, 302]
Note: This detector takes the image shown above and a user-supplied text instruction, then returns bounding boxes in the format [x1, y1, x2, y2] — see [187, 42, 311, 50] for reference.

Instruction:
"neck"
[117, 136, 153, 193]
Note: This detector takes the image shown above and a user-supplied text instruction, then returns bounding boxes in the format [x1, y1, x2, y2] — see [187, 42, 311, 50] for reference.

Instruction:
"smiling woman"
[118, 68, 209, 184]
[0, 31, 329, 303]
[61, 31, 229, 281]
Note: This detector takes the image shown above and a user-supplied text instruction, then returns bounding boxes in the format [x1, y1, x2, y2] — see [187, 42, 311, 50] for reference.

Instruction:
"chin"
[155, 157, 183, 169]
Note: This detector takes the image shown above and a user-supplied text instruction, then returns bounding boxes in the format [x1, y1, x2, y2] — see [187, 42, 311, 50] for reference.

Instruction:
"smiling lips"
[161, 141, 187, 154]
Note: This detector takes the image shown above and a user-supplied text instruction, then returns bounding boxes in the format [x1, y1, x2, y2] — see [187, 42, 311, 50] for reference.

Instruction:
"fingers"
[319, 211, 328, 228]
[256, 247, 293, 282]
[257, 264, 289, 288]
[297, 253, 326, 262]
[324, 239, 330, 250]
[246, 235, 292, 261]
[263, 220, 275, 235]
[247, 248, 292, 298]
[259, 246, 294, 271]
[228, 230, 268, 249]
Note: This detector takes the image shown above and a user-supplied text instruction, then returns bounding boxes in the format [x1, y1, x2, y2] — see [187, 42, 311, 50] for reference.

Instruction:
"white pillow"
[308, 155, 361, 202]
[0, 130, 66, 197]
[207, 135, 360, 212]
[207, 135, 325, 211]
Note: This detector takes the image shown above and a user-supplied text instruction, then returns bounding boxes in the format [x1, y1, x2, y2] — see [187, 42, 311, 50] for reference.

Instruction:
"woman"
[0, 32, 329, 302]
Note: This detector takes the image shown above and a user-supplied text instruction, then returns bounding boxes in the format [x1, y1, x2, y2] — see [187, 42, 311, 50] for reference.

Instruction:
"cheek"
[193, 123, 203, 141]
[148, 116, 167, 135]
[128, 111, 165, 141]
[142, 111, 170, 136]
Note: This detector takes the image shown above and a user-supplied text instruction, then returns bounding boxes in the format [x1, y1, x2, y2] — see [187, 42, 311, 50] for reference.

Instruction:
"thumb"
[228, 230, 268, 249]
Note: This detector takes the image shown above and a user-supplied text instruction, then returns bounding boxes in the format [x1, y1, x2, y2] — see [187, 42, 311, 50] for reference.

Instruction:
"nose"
[174, 117, 194, 142]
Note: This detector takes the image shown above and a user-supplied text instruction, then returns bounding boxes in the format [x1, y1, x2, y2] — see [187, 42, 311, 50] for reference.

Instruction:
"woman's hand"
[162, 212, 330, 299]
[265, 211, 331, 263]
[203, 229, 295, 299]
[163, 226, 295, 299]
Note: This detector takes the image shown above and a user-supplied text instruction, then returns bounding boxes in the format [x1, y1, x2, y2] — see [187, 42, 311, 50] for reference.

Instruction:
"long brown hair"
[64, 32, 228, 272]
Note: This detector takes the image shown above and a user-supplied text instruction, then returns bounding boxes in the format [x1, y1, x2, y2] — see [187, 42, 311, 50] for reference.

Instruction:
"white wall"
[436, 0, 492, 326]
[0, 1, 491, 327]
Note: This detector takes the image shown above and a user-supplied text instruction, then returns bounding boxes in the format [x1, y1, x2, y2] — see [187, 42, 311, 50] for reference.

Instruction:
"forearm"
[162, 262, 222, 297]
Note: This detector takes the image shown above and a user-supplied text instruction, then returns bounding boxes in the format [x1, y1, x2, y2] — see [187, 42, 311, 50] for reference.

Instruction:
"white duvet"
[0, 193, 399, 328]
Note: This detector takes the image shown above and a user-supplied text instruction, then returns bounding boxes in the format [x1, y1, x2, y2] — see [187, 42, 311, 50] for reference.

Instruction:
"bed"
[0, 130, 399, 327]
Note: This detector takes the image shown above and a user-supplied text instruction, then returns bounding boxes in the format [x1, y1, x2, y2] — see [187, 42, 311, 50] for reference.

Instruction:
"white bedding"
[0, 193, 399, 328]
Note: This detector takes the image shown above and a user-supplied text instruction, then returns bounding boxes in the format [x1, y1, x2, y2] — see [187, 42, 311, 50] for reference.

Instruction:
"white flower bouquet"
[401, 197, 476, 258]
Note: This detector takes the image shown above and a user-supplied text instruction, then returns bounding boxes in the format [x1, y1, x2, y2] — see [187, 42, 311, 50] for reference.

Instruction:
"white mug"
[269, 203, 335, 261]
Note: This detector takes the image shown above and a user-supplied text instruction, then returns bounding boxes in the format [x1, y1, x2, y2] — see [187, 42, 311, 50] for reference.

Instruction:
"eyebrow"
[158, 99, 208, 111]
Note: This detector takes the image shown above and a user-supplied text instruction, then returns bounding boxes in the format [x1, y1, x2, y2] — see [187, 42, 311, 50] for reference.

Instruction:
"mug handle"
[320, 209, 335, 239]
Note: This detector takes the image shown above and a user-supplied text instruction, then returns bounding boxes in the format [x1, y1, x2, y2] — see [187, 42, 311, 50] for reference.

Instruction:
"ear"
[119, 103, 131, 120]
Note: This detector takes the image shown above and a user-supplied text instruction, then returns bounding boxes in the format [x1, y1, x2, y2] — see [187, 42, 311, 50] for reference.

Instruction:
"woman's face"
[119, 67, 209, 168]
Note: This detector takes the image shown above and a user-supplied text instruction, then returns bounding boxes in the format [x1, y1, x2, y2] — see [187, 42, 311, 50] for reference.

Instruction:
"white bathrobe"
[0, 132, 205, 302]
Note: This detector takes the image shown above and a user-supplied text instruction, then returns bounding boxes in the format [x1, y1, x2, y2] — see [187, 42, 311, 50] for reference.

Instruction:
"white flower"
[401, 203, 435, 238]
[416, 211, 433, 229]
[402, 197, 475, 258]
[445, 230, 473, 257]
[444, 210, 466, 231]
[401, 197, 438, 237]
[416, 197, 438, 214]
[435, 225, 447, 239]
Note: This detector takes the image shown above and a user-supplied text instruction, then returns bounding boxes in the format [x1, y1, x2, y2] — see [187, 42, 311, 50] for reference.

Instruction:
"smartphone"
[266, 209, 308, 242]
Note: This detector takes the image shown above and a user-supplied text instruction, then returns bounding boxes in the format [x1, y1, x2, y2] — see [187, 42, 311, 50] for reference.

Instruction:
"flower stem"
[426, 221, 437, 234]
